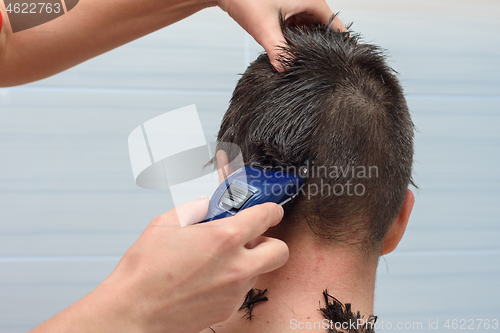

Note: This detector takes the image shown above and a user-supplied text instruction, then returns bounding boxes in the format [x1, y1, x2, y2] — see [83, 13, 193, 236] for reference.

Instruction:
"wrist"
[85, 274, 144, 333]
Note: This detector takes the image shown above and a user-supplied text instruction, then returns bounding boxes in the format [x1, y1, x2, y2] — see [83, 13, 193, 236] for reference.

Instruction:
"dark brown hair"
[217, 21, 414, 255]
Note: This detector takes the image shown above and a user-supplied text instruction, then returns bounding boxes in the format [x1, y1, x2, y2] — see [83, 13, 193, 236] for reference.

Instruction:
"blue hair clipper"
[201, 165, 307, 222]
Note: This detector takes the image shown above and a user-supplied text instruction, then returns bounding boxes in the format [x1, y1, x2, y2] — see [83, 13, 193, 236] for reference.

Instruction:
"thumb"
[265, 34, 287, 71]
[176, 196, 210, 227]
[249, 18, 286, 71]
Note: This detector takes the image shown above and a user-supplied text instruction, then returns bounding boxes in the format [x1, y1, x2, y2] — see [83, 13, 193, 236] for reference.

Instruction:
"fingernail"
[195, 196, 209, 202]
[276, 205, 284, 219]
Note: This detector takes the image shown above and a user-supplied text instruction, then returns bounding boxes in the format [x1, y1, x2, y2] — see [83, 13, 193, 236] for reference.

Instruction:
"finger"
[245, 235, 267, 249]
[222, 0, 284, 69]
[247, 17, 287, 70]
[176, 196, 210, 227]
[330, 15, 348, 32]
[245, 236, 289, 276]
[151, 196, 210, 227]
[224, 202, 284, 243]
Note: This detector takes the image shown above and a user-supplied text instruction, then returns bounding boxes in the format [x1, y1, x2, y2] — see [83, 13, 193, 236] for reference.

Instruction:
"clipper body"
[202, 166, 304, 222]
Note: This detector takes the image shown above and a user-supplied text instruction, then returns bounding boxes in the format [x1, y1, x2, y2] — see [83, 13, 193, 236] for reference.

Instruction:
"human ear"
[216, 150, 231, 184]
[381, 189, 415, 255]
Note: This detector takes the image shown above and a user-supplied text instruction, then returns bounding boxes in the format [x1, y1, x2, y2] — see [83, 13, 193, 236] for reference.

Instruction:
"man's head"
[216, 22, 414, 257]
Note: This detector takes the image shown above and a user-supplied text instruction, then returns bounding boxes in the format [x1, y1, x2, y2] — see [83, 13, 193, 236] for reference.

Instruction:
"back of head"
[217, 21, 414, 256]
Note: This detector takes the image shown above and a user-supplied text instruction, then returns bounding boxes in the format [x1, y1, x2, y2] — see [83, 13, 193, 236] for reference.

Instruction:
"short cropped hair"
[217, 21, 414, 255]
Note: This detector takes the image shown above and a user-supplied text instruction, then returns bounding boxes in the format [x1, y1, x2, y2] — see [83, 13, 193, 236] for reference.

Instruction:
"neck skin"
[201, 223, 379, 333]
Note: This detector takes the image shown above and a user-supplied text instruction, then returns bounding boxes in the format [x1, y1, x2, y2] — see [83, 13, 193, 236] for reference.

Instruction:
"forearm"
[0, 0, 215, 87]
[29, 283, 126, 333]
[28, 275, 149, 333]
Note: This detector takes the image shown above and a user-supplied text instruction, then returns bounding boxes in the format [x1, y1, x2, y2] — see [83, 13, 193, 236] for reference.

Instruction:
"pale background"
[0, 0, 499, 332]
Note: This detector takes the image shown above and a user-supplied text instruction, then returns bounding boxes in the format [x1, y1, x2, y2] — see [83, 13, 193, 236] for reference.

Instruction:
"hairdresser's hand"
[106, 198, 287, 332]
[29, 198, 287, 333]
[217, 0, 347, 69]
